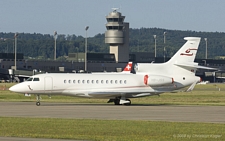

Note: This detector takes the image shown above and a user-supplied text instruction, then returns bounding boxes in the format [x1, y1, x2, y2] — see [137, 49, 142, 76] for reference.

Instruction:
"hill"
[0, 28, 225, 60]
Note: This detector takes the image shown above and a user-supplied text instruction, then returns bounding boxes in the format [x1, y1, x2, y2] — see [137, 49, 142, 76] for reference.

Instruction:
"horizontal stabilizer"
[175, 63, 218, 70]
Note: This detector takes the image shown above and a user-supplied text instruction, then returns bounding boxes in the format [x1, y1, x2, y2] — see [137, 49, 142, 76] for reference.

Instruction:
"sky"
[0, 0, 225, 37]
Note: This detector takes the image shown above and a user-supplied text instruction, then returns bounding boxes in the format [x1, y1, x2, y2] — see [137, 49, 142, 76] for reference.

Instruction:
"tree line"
[0, 28, 225, 60]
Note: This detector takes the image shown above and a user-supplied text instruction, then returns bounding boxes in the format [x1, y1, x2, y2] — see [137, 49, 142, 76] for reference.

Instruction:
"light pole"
[14, 33, 18, 70]
[85, 26, 89, 72]
[54, 31, 57, 60]
[163, 32, 166, 62]
[138, 29, 140, 52]
[204, 38, 207, 59]
[153, 35, 157, 58]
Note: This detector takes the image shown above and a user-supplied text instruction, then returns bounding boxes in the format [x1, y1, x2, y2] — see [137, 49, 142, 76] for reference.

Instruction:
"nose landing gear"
[36, 95, 41, 106]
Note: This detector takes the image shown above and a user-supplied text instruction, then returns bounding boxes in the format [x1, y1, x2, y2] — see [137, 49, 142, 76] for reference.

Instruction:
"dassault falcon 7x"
[10, 37, 203, 106]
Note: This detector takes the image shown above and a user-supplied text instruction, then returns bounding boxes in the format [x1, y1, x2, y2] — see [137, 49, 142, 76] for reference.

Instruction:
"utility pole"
[14, 33, 18, 70]
[85, 26, 89, 72]
[163, 32, 166, 62]
[54, 31, 57, 60]
[153, 35, 157, 58]
[204, 38, 207, 59]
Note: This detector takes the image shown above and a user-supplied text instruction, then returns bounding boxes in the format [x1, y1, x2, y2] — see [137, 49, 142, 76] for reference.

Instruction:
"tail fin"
[122, 62, 132, 73]
[167, 37, 201, 65]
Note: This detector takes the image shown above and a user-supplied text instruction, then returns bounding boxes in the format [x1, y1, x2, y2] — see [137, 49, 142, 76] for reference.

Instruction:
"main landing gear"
[108, 97, 131, 106]
[123, 99, 131, 106]
[36, 95, 41, 106]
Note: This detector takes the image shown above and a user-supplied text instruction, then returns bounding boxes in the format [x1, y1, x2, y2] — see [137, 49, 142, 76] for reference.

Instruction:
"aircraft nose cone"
[9, 85, 17, 92]
[9, 84, 25, 93]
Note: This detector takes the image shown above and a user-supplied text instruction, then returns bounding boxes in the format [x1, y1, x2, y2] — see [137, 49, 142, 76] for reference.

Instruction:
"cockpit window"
[26, 77, 33, 81]
[33, 78, 40, 81]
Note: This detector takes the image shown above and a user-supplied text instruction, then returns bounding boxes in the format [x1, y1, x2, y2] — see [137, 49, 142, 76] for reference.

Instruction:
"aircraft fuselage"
[10, 72, 200, 99]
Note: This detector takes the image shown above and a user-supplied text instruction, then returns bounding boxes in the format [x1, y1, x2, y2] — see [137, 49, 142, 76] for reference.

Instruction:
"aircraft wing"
[86, 86, 177, 98]
[86, 87, 155, 98]
[88, 91, 156, 99]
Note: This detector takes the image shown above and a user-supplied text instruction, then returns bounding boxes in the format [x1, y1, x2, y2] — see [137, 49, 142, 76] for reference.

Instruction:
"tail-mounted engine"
[144, 74, 174, 86]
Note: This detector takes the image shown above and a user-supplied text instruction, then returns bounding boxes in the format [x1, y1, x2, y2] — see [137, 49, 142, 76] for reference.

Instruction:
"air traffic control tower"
[105, 8, 129, 62]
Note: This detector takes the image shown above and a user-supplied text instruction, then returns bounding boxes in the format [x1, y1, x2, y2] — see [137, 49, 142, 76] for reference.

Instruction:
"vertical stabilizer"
[167, 37, 201, 65]
[122, 62, 132, 73]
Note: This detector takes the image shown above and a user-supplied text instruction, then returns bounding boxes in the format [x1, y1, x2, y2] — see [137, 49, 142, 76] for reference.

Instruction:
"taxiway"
[0, 102, 225, 123]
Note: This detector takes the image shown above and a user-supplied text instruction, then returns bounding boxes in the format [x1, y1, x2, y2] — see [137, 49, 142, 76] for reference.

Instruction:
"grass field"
[0, 117, 224, 141]
[0, 83, 225, 141]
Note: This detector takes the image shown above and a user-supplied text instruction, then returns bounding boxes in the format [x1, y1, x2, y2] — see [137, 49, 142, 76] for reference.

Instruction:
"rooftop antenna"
[112, 8, 119, 12]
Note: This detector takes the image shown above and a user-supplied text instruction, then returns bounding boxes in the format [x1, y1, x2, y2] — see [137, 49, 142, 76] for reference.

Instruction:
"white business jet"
[10, 37, 202, 106]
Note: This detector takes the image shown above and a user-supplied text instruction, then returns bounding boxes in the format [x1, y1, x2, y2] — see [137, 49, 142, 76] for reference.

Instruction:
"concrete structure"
[105, 8, 129, 62]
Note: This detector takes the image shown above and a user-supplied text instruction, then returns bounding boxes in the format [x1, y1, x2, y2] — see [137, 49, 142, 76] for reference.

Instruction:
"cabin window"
[27, 77, 33, 81]
[124, 80, 127, 84]
[115, 80, 118, 84]
[110, 80, 113, 84]
[106, 80, 108, 84]
[82, 80, 85, 84]
[101, 80, 104, 84]
[73, 80, 76, 83]
[33, 78, 40, 81]
[91, 80, 94, 84]
[68, 80, 71, 83]
[96, 80, 99, 84]
[78, 80, 80, 83]
[119, 80, 122, 84]
[87, 80, 90, 84]
[64, 80, 66, 83]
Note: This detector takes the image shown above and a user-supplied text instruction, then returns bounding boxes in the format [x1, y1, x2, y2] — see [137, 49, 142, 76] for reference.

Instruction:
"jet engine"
[144, 75, 174, 86]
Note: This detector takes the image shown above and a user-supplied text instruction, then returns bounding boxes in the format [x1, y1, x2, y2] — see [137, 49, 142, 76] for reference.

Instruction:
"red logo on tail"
[180, 48, 197, 56]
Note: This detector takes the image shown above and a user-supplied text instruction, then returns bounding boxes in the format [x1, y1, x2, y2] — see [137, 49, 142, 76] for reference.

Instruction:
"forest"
[0, 28, 225, 60]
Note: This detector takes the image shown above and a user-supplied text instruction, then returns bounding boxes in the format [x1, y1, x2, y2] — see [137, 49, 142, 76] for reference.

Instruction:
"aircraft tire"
[36, 102, 41, 106]
[124, 99, 131, 106]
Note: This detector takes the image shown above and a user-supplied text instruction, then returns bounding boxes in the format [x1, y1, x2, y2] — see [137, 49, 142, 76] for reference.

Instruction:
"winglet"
[122, 62, 132, 73]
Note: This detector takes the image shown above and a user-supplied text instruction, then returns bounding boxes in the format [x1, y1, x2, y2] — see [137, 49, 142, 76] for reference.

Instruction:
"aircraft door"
[44, 76, 53, 93]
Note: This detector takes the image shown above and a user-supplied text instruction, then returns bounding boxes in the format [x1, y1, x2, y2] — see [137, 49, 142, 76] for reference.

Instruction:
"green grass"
[0, 83, 225, 140]
[0, 117, 224, 141]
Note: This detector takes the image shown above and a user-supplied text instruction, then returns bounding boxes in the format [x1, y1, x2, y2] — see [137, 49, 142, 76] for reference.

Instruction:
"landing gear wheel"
[124, 99, 131, 106]
[36, 102, 40, 106]
[36, 95, 41, 106]
[114, 99, 120, 105]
